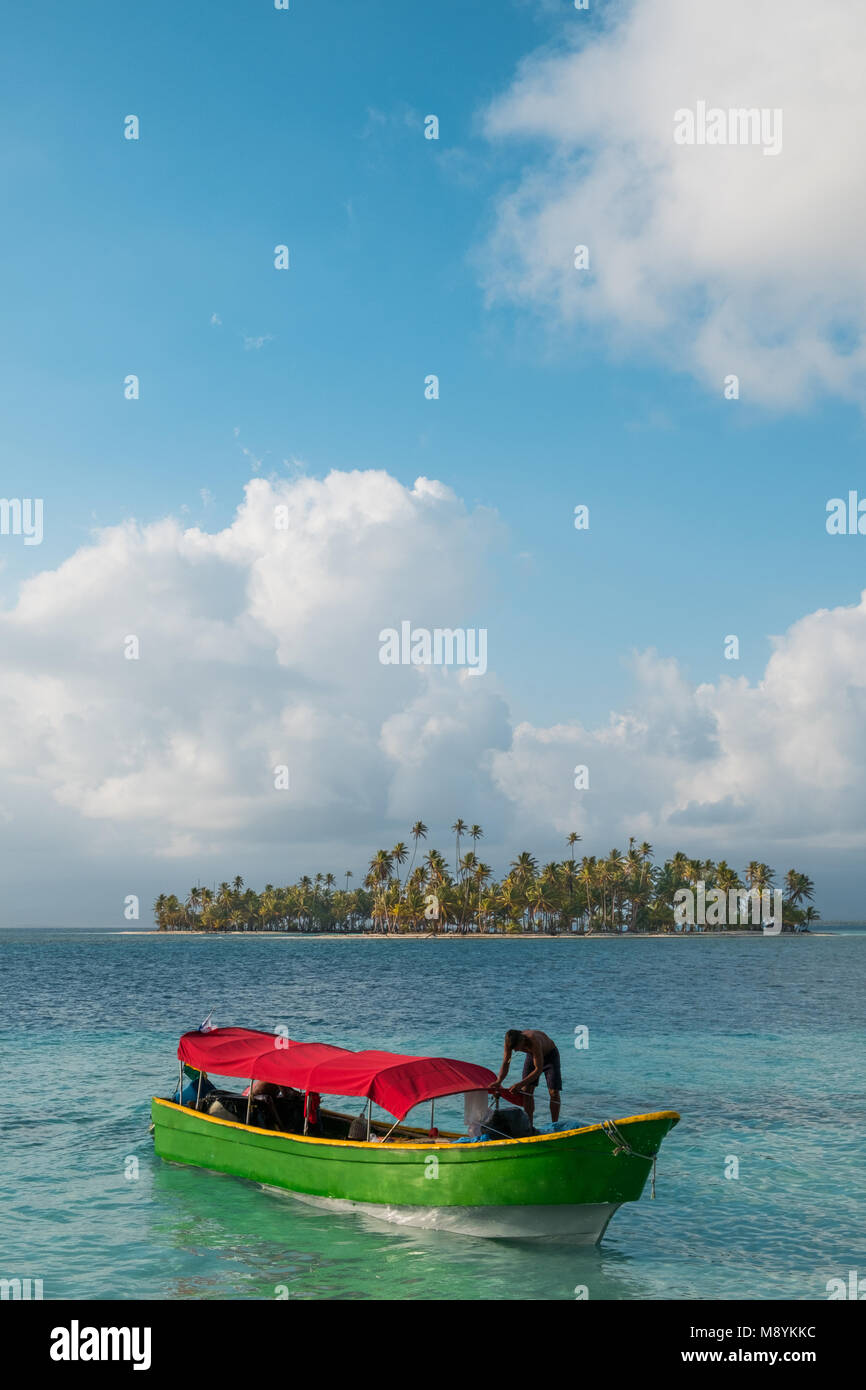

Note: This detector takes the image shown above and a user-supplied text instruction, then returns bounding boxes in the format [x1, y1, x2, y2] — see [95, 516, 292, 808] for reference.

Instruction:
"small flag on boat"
[198, 1009, 216, 1033]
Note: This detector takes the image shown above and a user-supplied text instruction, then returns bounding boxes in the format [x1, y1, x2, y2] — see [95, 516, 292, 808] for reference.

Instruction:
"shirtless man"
[492, 1028, 562, 1125]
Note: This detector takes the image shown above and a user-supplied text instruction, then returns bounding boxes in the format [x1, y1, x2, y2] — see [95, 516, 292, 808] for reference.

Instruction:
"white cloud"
[0, 472, 503, 873]
[380, 672, 512, 831]
[2, 468, 866, 918]
[481, 0, 866, 406]
[491, 599, 866, 854]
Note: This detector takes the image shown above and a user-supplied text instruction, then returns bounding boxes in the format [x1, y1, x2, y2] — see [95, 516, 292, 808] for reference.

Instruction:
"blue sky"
[3, 0, 866, 919]
[3, 0, 863, 717]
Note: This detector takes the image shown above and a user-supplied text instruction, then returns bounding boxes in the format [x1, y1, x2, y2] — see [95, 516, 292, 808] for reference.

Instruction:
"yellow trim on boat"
[151, 1097, 680, 1152]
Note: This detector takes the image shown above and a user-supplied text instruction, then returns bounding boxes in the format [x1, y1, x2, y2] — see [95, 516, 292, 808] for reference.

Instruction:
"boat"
[150, 1026, 680, 1241]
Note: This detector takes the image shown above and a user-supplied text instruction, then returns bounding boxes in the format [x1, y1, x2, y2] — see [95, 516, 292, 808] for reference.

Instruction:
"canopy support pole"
[303, 1091, 309, 1135]
[245, 1082, 253, 1125]
[430, 1100, 435, 1135]
[365, 1097, 372, 1142]
[196, 1071, 203, 1109]
[177, 1061, 183, 1101]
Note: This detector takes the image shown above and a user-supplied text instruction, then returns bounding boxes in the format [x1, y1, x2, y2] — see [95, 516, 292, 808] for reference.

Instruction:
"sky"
[2, 0, 866, 922]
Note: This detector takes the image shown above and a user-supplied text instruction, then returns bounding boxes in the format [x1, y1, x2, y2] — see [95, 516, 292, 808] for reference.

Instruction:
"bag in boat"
[207, 1089, 306, 1132]
[272, 1090, 305, 1132]
[207, 1092, 246, 1122]
[481, 1105, 532, 1140]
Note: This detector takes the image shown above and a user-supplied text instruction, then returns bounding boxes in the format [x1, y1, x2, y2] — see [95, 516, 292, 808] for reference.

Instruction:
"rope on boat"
[601, 1120, 658, 1198]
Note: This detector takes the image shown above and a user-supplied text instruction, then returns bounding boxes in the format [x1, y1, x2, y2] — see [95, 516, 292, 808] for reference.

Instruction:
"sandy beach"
[117, 929, 829, 939]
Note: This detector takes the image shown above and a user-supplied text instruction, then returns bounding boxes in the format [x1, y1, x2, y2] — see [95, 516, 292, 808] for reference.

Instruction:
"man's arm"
[493, 1039, 513, 1087]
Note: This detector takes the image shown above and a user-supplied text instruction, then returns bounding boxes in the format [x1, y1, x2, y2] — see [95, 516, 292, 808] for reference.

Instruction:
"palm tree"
[458, 851, 479, 928]
[538, 863, 561, 932]
[506, 852, 537, 930]
[560, 859, 578, 928]
[407, 821, 428, 878]
[623, 845, 647, 931]
[260, 888, 278, 931]
[603, 849, 626, 930]
[474, 861, 492, 930]
[185, 885, 202, 928]
[153, 834, 818, 941]
[296, 875, 312, 931]
[424, 848, 449, 889]
[367, 850, 393, 930]
[784, 870, 814, 907]
[479, 883, 498, 933]
[388, 843, 409, 926]
[499, 877, 524, 932]
[578, 856, 597, 932]
[670, 851, 689, 881]
[391, 841, 409, 882]
[509, 850, 538, 884]
[745, 862, 774, 930]
[680, 858, 704, 932]
[402, 882, 427, 932]
[715, 861, 743, 931]
[779, 870, 814, 932]
[451, 819, 468, 880]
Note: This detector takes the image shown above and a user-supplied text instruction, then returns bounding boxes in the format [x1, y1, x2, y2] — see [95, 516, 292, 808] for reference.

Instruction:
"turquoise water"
[3, 928, 864, 1301]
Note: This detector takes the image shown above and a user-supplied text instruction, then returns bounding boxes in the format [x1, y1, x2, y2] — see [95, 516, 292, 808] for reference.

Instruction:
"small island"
[153, 824, 819, 935]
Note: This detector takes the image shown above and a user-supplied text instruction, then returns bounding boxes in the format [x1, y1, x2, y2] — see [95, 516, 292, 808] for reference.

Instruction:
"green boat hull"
[151, 1099, 679, 1241]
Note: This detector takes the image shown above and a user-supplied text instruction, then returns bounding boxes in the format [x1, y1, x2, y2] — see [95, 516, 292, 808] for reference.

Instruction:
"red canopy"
[178, 1026, 509, 1120]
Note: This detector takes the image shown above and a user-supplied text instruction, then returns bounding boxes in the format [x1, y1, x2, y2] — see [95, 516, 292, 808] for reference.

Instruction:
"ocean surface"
[2, 928, 864, 1301]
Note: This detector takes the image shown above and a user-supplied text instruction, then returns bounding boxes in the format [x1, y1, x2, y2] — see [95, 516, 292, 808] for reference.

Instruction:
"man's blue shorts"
[522, 1045, 562, 1092]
